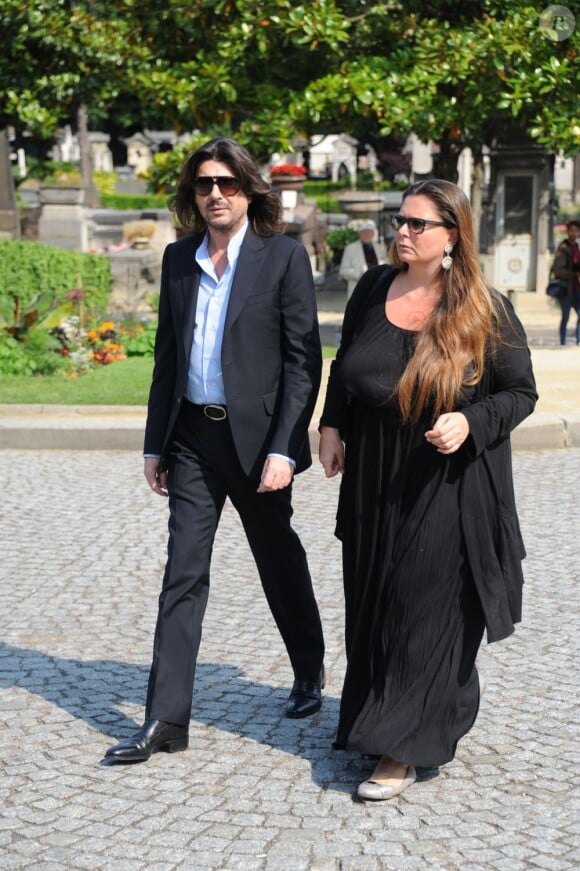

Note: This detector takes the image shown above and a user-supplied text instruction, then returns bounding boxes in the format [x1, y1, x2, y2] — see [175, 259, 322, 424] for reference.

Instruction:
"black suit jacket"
[144, 227, 322, 481]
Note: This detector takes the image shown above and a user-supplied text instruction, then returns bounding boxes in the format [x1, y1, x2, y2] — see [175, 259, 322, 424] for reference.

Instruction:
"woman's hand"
[425, 412, 470, 455]
[319, 426, 345, 477]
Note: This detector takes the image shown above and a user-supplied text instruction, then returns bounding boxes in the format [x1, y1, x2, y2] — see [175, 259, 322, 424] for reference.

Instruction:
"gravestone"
[0, 130, 20, 240]
[37, 186, 88, 251]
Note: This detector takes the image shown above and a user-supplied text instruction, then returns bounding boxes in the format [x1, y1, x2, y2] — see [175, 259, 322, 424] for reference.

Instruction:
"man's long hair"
[169, 137, 284, 236]
[389, 179, 499, 423]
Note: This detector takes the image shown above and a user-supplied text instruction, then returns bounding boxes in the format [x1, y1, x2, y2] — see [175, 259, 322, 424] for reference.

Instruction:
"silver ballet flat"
[357, 764, 417, 801]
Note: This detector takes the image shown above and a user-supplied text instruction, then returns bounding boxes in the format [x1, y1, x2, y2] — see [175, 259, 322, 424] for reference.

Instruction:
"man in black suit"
[105, 138, 325, 763]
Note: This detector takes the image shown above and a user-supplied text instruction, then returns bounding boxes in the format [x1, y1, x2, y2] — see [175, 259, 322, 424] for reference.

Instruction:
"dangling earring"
[441, 243, 454, 271]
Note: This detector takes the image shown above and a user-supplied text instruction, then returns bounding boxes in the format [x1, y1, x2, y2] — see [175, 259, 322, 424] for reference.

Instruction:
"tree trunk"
[77, 103, 100, 208]
[432, 132, 461, 182]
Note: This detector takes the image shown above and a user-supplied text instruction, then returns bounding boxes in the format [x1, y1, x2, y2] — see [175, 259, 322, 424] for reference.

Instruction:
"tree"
[0, 1, 146, 201]
[289, 2, 579, 195]
[280, 1, 578, 236]
[1, 1, 577, 192]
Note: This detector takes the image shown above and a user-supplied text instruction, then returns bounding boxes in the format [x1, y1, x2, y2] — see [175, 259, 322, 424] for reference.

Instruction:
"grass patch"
[0, 357, 153, 405]
[0, 350, 337, 405]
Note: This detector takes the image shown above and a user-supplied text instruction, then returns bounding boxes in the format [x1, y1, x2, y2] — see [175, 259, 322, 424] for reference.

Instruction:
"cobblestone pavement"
[0, 448, 578, 871]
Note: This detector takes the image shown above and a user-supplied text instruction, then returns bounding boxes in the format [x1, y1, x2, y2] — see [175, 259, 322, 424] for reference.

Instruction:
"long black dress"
[326, 271, 486, 767]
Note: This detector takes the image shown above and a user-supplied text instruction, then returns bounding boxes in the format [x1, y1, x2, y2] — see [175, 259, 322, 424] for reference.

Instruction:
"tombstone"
[89, 133, 114, 173]
[482, 140, 553, 296]
[123, 130, 180, 177]
[50, 125, 79, 162]
[0, 129, 20, 240]
[106, 246, 161, 314]
[37, 185, 88, 252]
[124, 133, 154, 176]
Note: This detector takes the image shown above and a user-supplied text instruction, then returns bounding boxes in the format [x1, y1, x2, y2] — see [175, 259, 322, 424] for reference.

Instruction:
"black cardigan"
[320, 265, 538, 642]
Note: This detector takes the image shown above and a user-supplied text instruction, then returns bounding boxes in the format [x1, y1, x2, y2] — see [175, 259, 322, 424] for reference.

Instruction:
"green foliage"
[0, 349, 340, 404]
[0, 2, 139, 135]
[324, 227, 359, 250]
[0, 240, 112, 377]
[17, 329, 67, 375]
[0, 291, 72, 376]
[1, 0, 577, 187]
[123, 320, 157, 357]
[0, 334, 36, 375]
[0, 240, 111, 315]
[92, 171, 118, 197]
[1, 289, 72, 340]
[290, 3, 580, 165]
[144, 291, 160, 313]
[324, 225, 360, 265]
[144, 132, 224, 195]
[100, 193, 170, 211]
[18, 159, 79, 181]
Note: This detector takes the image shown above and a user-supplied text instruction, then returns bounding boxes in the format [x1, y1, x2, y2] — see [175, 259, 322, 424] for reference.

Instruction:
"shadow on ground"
[0, 641, 369, 794]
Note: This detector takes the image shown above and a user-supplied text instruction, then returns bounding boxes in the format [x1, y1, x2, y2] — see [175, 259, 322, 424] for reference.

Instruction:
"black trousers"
[145, 401, 325, 725]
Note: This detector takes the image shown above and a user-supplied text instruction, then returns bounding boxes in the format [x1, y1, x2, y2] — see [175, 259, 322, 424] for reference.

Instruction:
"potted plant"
[39, 171, 85, 205]
[270, 164, 308, 178]
[324, 226, 360, 267]
[270, 163, 307, 191]
[122, 219, 157, 249]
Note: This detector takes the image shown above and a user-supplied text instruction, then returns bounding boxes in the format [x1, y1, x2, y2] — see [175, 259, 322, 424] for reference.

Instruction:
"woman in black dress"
[319, 179, 537, 802]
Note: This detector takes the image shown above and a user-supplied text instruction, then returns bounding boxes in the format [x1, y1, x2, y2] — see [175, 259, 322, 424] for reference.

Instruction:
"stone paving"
[0, 448, 578, 870]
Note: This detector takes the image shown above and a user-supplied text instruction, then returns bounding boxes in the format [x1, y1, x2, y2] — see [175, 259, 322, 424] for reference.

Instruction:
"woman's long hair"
[390, 179, 499, 423]
[169, 137, 284, 236]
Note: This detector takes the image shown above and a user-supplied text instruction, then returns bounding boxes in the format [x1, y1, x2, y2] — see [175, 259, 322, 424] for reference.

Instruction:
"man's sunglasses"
[194, 176, 241, 197]
[390, 213, 453, 234]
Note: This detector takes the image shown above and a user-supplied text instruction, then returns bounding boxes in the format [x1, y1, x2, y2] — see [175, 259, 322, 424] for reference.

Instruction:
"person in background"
[319, 179, 537, 802]
[105, 138, 325, 764]
[339, 219, 388, 300]
[550, 219, 580, 345]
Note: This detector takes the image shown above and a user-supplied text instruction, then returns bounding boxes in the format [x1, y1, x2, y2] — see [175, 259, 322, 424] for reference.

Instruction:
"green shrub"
[123, 320, 157, 357]
[0, 330, 68, 376]
[20, 329, 68, 375]
[100, 193, 169, 211]
[0, 334, 34, 375]
[144, 133, 218, 195]
[144, 291, 160, 313]
[324, 227, 359, 250]
[93, 171, 118, 197]
[0, 240, 112, 316]
[21, 159, 79, 181]
[324, 226, 360, 268]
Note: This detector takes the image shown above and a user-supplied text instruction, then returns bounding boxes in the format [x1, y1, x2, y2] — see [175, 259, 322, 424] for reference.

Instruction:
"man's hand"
[424, 412, 470, 455]
[319, 426, 345, 477]
[144, 456, 168, 497]
[257, 455, 294, 492]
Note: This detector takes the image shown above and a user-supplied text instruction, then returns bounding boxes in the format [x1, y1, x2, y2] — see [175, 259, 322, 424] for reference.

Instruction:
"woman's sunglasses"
[391, 213, 453, 234]
[194, 176, 241, 197]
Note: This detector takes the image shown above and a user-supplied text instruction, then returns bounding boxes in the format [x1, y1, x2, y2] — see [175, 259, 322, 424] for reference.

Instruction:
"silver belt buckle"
[203, 404, 227, 421]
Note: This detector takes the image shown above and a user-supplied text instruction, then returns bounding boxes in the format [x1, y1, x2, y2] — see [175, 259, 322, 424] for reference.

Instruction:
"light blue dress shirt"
[186, 222, 248, 404]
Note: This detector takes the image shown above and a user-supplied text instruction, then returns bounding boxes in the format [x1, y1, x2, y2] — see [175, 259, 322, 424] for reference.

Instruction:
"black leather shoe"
[285, 666, 325, 719]
[104, 719, 188, 763]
